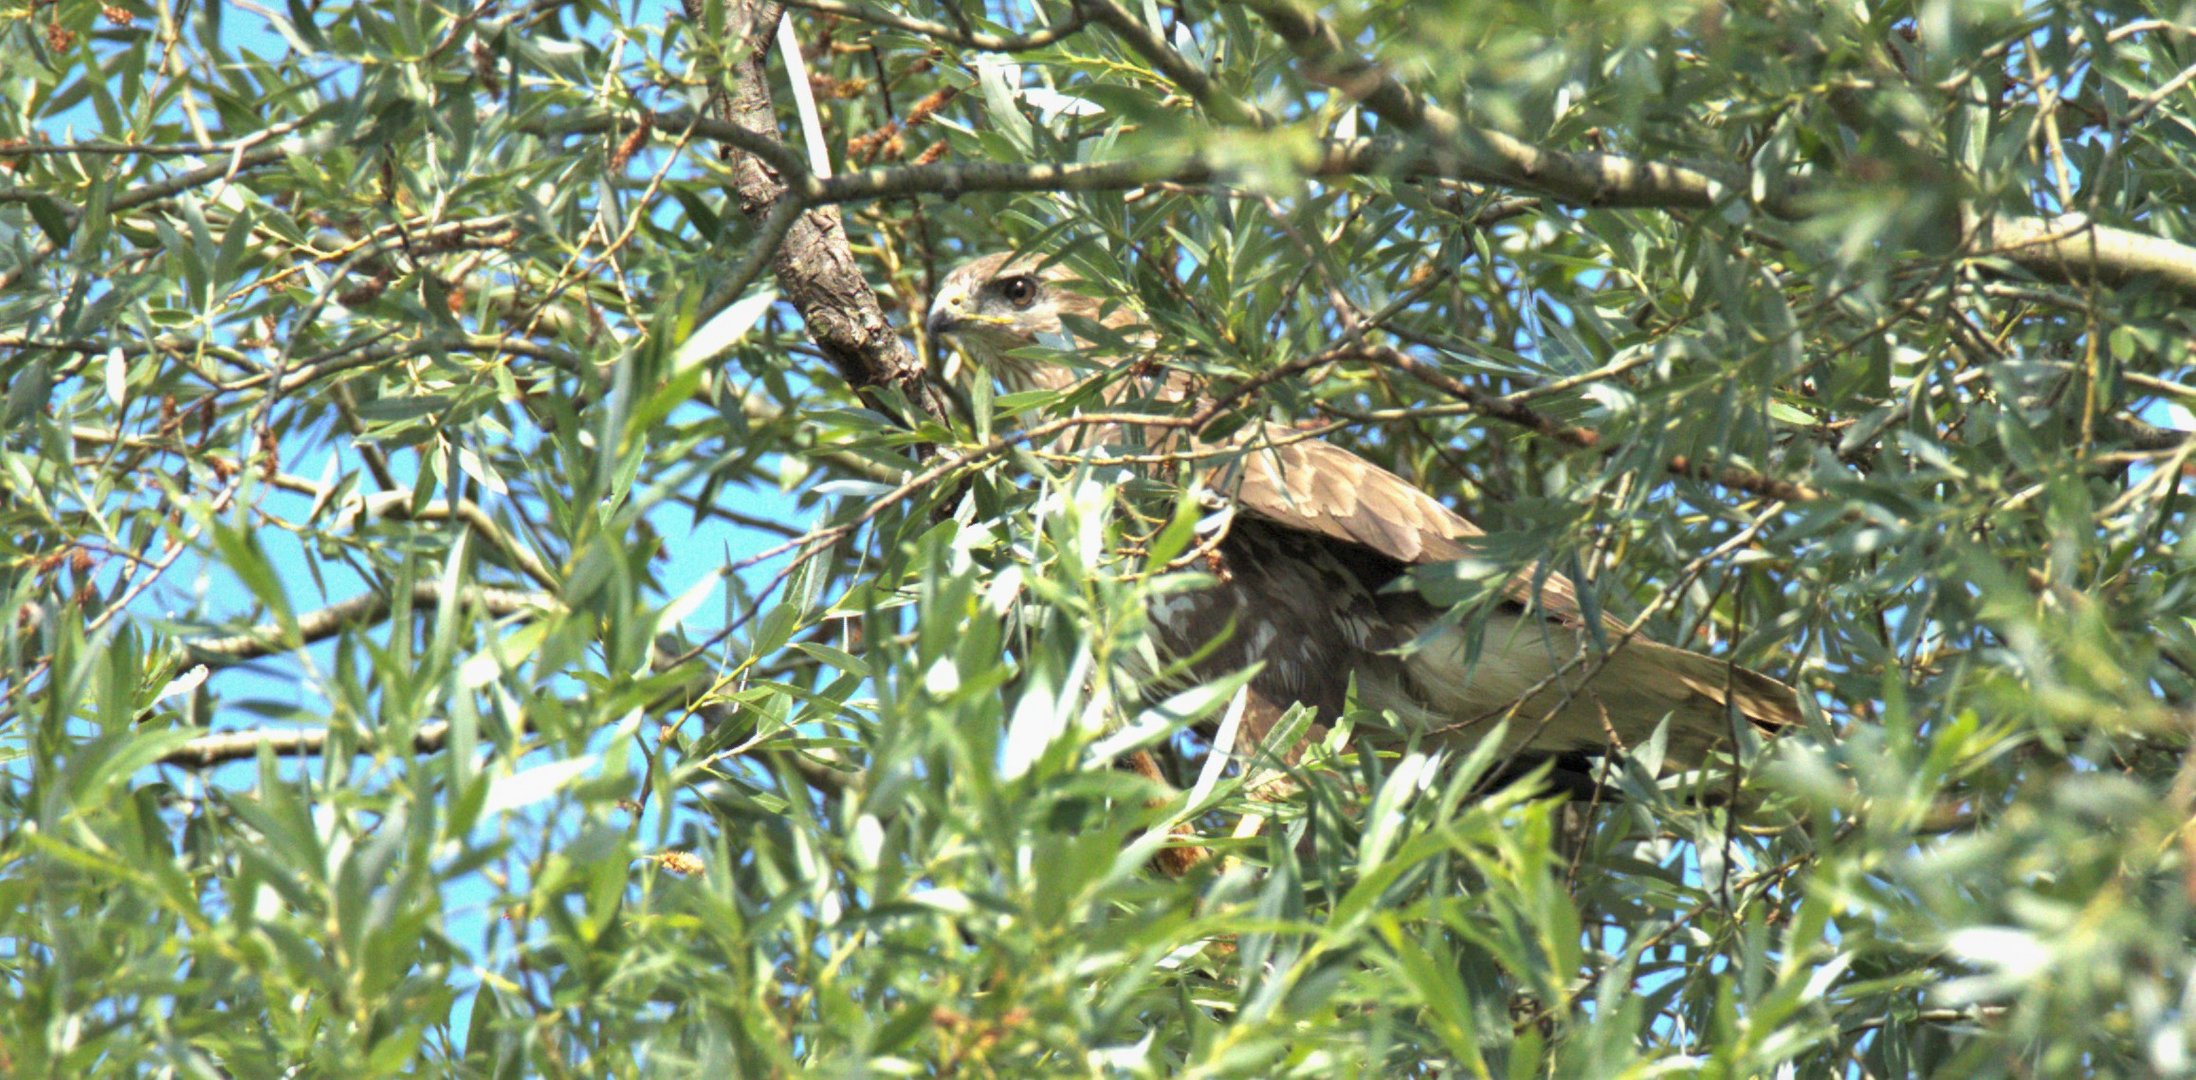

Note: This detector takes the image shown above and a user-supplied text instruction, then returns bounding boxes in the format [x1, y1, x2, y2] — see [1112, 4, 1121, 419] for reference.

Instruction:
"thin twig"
[784, 0, 1088, 52]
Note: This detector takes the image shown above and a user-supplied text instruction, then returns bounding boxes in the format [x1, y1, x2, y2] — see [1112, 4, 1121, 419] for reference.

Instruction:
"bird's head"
[927, 252, 1125, 390]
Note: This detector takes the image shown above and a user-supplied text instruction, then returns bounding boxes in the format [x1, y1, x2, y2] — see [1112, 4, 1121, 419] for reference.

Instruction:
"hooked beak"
[926, 285, 969, 339]
[926, 285, 971, 382]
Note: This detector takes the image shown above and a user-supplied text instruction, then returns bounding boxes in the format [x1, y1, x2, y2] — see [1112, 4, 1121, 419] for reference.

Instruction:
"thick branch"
[161, 718, 454, 768]
[184, 580, 552, 664]
[684, 0, 943, 414]
[1235, 0, 2196, 297]
[1987, 213, 2196, 297]
[815, 138, 1387, 202]
[553, 105, 2196, 299]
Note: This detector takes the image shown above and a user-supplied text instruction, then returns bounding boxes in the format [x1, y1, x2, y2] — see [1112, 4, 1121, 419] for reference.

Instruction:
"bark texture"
[687, 0, 944, 415]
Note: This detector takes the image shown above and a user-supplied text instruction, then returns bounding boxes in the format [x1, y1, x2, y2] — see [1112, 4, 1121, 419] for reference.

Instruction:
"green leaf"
[24, 196, 73, 247]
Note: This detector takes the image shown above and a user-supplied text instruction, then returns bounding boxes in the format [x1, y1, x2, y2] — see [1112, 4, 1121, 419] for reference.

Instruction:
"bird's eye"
[998, 276, 1039, 309]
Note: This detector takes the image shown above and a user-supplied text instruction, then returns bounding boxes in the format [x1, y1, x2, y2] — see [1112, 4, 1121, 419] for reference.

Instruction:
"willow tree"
[4, 0, 2193, 1075]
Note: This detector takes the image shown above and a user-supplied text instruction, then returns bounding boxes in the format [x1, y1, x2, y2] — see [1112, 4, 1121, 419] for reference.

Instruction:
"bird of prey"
[927, 251, 1802, 776]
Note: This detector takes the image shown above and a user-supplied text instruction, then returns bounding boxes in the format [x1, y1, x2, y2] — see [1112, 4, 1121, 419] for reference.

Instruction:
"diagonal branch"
[1235, 0, 2196, 297]
[1239, 0, 1764, 212]
[1076, 0, 1270, 128]
[683, 0, 946, 417]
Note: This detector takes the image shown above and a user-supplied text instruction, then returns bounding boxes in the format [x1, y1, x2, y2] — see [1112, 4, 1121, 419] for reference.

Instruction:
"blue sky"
[20, 0, 838, 1048]
[25, 0, 2086, 1060]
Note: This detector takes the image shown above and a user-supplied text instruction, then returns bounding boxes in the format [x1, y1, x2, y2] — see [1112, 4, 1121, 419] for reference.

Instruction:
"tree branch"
[0, 118, 311, 157]
[683, 0, 944, 415]
[329, 492, 561, 590]
[1241, 0, 1763, 212]
[184, 580, 553, 664]
[1235, 0, 2196, 296]
[784, 0, 1088, 52]
[160, 718, 454, 768]
[813, 138, 1388, 202]
[1986, 212, 2196, 297]
[1076, 0, 1270, 128]
[552, 104, 2196, 299]
[0, 126, 346, 218]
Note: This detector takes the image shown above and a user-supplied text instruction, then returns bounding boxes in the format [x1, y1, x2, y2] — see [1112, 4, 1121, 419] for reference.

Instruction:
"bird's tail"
[1374, 614, 1803, 769]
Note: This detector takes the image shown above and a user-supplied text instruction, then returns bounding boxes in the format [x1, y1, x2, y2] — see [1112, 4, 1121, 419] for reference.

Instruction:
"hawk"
[927, 252, 1802, 779]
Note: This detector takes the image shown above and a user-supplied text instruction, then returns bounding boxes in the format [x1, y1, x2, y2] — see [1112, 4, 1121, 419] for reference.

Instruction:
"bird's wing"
[1203, 423, 1804, 735]
[1204, 422, 1608, 631]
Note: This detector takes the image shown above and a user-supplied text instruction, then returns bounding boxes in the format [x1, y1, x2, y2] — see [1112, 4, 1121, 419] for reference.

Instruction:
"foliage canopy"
[5, 0, 2196, 1075]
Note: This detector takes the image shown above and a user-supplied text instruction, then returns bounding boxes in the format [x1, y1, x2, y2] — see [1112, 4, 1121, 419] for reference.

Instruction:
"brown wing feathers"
[1212, 423, 1802, 739]
[930, 256, 1804, 754]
